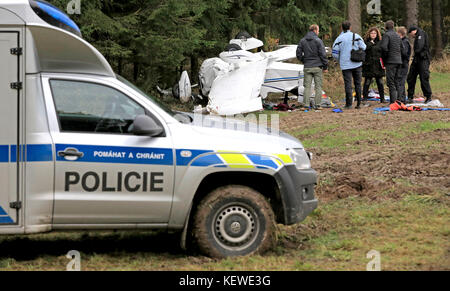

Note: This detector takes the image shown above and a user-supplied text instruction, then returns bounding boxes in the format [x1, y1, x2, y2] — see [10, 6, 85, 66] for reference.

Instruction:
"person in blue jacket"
[332, 21, 367, 109]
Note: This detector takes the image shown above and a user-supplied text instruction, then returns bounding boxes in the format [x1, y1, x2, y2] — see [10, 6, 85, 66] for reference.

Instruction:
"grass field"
[0, 69, 449, 271]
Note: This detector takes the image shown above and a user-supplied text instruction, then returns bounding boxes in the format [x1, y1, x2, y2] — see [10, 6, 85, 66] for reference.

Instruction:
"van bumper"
[274, 165, 318, 225]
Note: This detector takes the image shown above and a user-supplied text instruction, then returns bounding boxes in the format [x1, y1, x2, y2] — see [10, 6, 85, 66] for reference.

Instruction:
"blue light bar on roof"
[29, 0, 82, 37]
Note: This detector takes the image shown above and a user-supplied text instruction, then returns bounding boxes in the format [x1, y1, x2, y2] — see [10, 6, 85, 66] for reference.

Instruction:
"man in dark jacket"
[397, 27, 411, 103]
[380, 20, 403, 104]
[297, 24, 328, 110]
[407, 26, 433, 103]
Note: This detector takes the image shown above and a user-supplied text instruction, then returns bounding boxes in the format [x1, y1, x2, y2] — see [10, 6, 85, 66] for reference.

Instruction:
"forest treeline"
[48, 0, 449, 94]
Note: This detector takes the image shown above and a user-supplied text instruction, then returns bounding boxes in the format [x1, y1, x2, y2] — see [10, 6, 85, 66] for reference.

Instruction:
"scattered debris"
[408, 100, 445, 108]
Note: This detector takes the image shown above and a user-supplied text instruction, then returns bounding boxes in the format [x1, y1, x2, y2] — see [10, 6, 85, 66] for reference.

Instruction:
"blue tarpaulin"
[374, 107, 391, 112]
[421, 108, 450, 111]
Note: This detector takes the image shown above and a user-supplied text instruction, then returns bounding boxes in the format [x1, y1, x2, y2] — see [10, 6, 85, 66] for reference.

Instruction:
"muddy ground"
[279, 91, 450, 203]
[0, 73, 448, 271]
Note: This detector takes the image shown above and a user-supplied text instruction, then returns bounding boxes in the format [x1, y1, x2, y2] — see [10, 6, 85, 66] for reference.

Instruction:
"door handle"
[58, 148, 84, 160]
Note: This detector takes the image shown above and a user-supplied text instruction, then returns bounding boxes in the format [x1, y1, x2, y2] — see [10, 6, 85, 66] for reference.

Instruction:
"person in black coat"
[362, 27, 385, 104]
[407, 26, 433, 103]
[380, 20, 403, 104]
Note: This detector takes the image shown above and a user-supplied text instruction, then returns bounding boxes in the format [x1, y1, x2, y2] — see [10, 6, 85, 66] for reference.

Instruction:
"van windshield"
[116, 75, 192, 124]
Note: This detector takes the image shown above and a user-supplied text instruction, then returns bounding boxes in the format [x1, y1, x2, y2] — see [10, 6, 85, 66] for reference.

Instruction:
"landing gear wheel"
[192, 185, 276, 258]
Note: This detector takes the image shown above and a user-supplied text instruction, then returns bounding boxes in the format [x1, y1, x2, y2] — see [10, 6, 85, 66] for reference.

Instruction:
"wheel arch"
[190, 171, 284, 224]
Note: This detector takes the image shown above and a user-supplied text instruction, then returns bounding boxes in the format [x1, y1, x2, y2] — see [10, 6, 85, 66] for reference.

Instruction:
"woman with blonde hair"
[362, 27, 386, 104]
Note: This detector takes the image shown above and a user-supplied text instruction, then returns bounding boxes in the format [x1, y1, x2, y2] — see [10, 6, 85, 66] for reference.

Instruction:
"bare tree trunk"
[190, 55, 199, 83]
[133, 61, 139, 82]
[432, 0, 443, 58]
[257, 26, 266, 51]
[405, 0, 418, 28]
[117, 57, 123, 76]
[348, 0, 361, 34]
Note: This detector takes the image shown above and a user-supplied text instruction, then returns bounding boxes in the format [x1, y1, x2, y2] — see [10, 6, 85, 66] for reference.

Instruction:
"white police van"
[0, 0, 318, 258]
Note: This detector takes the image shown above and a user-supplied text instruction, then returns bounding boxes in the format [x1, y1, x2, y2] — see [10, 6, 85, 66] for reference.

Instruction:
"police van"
[0, 0, 318, 258]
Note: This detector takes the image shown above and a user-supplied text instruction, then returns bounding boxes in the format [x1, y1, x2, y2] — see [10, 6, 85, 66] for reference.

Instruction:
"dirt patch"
[320, 176, 369, 200]
[315, 148, 449, 202]
[279, 84, 450, 202]
[318, 175, 434, 202]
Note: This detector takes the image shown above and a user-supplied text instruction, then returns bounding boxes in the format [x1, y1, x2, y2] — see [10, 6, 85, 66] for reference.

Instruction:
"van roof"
[0, 0, 115, 77]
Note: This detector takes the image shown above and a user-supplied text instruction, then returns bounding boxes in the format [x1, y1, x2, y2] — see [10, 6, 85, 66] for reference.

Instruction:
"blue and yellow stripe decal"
[176, 149, 294, 170]
[0, 144, 294, 170]
[0, 206, 14, 224]
[246, 154, 280, 170]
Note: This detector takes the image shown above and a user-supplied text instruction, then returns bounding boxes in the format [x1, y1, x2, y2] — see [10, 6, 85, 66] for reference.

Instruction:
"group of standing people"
[296, 20, 433, 110]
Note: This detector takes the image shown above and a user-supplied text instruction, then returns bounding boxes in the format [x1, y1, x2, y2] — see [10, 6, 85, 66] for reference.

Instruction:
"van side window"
[50, 80, 146, 134]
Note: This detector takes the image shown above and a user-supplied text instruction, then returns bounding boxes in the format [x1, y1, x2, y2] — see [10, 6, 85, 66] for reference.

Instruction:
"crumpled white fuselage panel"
[199, 58, 233, 97]
[207, 57, 269, 116]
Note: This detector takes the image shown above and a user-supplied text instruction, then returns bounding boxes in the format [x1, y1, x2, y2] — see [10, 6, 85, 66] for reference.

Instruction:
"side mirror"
[131, 115, 164, 137]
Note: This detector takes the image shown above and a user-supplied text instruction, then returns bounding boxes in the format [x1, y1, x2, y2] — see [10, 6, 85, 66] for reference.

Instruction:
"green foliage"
[45, 0, 443, 95]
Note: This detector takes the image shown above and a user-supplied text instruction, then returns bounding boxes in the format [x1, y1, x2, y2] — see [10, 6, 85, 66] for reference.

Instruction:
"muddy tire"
[192, 185, 276, 258]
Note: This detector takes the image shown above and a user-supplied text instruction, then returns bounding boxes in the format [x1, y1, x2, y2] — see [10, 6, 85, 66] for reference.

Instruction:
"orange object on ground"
[390, 101, 422, 111]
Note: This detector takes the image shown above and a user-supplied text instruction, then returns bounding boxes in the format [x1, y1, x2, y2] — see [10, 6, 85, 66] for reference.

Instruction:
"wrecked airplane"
[164, 32, 330, 115]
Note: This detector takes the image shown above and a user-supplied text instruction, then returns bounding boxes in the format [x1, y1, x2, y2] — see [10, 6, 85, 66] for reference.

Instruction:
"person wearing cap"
[407, 25, 433, 104]
[297, 24, 329, 110]
[380, 20, 403, 104]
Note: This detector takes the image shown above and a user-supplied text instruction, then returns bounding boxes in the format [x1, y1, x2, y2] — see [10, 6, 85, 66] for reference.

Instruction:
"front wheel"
[192, 185, 276, 258]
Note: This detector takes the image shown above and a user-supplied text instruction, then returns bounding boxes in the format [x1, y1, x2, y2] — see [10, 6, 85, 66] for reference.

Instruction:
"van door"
[45, 78, 175, 225]
[0, 32, 21, 226]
